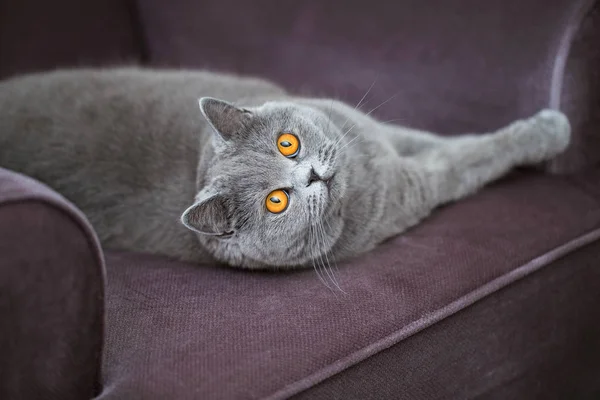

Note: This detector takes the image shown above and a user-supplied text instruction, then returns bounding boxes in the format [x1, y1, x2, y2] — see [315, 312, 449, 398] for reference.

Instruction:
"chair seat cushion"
[98, 169, 600, 400]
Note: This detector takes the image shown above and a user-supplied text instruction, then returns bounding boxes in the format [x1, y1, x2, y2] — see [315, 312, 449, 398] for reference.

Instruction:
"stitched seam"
[550, 0, 598, 108]
[263, 227, 600, 400]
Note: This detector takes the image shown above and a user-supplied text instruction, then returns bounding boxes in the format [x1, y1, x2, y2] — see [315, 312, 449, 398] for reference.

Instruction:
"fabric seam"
[264, 227, 600, 400]
[550, 0, 598, 108]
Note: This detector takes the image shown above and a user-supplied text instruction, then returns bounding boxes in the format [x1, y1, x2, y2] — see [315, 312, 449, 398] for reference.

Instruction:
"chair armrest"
[550, 1, 600, 173]
[0, 167, 105, 400]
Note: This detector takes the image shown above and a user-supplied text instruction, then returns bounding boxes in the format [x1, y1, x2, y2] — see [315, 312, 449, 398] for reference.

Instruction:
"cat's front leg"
[415, 109, 571, 204]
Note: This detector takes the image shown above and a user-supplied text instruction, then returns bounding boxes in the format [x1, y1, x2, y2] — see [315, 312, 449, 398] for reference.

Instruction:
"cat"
[0, 68, 571, 272]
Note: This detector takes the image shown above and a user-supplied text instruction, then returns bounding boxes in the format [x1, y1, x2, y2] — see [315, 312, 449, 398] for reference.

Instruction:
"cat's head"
[181, 97, 351, 269]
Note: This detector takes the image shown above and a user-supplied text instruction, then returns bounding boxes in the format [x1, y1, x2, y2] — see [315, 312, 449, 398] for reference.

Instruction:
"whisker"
[354, 78, 377, 112]
[314, 225, 336, 291]
[380, 118, 406, 125]
[323, 218, 342, 276]
[340, 77, 378, 132]
[326, 99, 334, 138]
[345, 138, 365, 152]
[310, 225, 334, 291]
[364, 93, 399, 118]
[338, 133, 362, 152]
[315, 221, 338, 288]
[317, 221, 345, 293]
[313, 259, 333, 290]
[333, 124, 356, 147]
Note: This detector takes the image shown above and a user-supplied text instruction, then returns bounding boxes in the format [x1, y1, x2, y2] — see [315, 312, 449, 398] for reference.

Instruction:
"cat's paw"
[505, 109, 571, 167]
[530, 109, 571, 157]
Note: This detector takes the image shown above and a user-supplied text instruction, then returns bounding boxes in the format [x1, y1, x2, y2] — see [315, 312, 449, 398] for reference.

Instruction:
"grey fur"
[0, 68, 571, 271]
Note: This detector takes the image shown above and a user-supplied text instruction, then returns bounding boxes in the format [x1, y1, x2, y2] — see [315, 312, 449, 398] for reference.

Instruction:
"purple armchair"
[1, 1, 599, 399]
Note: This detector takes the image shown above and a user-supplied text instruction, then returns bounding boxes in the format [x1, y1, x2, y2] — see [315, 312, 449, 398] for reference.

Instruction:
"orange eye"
[265, 189, 289, 214]
[277, 133, 300, 158]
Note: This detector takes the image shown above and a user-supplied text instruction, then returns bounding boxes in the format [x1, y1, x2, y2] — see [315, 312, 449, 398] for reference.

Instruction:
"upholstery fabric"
[0, 168, 105, 400]
[294, 240, 600, 400]
[136, 0, 600, 172]
[551, 3, 600, 172]
[1, 0, 600, 398]
[98, 170, 600, 400]
[0, 0, 143, 80]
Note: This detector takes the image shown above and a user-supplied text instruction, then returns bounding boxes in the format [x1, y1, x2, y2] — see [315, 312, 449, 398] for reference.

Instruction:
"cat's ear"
[181, 192, 234, 237]
[199, 97, 251, 141]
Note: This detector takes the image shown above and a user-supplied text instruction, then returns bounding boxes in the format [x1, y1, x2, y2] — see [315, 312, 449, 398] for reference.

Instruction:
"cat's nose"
[307, 168, 323, 187]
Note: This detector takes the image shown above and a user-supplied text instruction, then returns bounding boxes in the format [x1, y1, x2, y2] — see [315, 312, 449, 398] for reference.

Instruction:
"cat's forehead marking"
[214, 152, 288, 191]
[259, 103, 319, 130]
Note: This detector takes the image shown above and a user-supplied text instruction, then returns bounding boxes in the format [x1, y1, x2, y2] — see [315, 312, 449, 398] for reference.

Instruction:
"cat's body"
[0, 68, 571, 269]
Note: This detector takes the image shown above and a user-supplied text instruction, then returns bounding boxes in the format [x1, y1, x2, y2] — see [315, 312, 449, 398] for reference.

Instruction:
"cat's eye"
[277, 133, 300, 158]
[265, 189, 289, 214]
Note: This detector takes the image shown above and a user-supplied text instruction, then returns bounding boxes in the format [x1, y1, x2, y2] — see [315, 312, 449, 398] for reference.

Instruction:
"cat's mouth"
[326, 171, 345, 202]
[325, 173, 335, 193]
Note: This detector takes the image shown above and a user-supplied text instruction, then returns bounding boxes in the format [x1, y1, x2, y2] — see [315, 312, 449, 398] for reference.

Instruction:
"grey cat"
[0, 68, 571, 272]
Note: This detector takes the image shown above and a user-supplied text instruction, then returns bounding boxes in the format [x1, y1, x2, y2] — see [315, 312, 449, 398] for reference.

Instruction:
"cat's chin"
[228, 261, 312, 272]
[193, 211, 345, 270]
[195, 234, 315, 271]
[210, 250, 314, 271]
[327, 168, 347, 203]
[217, 240, 344, 271]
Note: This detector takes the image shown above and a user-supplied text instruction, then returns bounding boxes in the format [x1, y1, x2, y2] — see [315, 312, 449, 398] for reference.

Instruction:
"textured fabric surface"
[136, 0, 600, 173]
[1, 0, 600, 397]
[293, 240, 600, 400]
[98, 169, 600, 400]
[0, 0, 143, 80]
[0, 168, 105, 399]
[551, 3, 600, 172]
